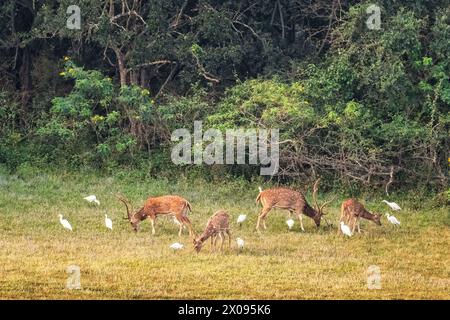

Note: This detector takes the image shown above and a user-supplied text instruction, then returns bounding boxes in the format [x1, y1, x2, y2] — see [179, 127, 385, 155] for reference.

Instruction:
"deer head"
[372, 212, 382, 226]
[192, 238, 203, 253]
[311, 178, 336, 227]
[116, 194, 146, 232]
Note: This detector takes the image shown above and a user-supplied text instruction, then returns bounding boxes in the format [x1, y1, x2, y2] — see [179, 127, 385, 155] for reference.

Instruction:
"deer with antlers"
[340, 199, 382, 233]
[255, 178, 335, 232]
[116, 194, 195, 237]
[193, 210, 231, 253]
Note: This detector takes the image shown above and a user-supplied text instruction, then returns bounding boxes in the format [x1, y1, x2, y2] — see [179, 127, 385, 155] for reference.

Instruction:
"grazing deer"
[340, 199, 382, 233]
[255, 178, 335, 232]
[116, 194, 194, 237]
[193, 210, 231, 253]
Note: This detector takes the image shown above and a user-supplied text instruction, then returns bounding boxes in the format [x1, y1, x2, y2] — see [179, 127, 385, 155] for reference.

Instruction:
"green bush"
[36, 59, 154, 169]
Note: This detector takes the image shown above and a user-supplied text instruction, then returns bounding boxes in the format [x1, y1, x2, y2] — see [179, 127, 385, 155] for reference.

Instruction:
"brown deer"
[255, 178, 335, 232]
[116, 194, 195, 237]
[340, 199, 382, 233]
[193, 210, 231, 253]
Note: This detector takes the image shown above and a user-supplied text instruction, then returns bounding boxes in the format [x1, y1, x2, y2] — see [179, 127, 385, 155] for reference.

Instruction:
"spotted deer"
[116, 194, 194, 237]
[340, 199, 382, 233]
[255, 178, 335, 232]
[193, 210, 231, 253]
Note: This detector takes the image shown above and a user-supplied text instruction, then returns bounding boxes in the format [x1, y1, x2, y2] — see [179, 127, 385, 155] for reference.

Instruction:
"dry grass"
[0, 169, 449, 299]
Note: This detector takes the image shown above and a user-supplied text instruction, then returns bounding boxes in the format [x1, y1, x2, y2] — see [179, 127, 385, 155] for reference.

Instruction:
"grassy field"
[0, 168, 449, 299]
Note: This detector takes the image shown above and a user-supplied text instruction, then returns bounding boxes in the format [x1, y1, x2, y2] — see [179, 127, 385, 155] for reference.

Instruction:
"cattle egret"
[340, 221, 352, 237]
[286, 218, 295, 230]
[170, 242, 184, 251]
[386, 213, 401, 226]
[237, 214, 247, 225]
[58, 214, 72, 231]
[105, 214, 113, 230]
[258, 186, 263, 193]
[382, 200, 401, 211]
[236, 237, 245, 250]
[84, 195, 100, 205]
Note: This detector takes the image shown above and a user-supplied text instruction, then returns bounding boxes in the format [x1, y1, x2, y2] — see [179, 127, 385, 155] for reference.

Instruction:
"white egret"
[237, 214, 247, 226]
[382, 200, 401, 211]
[170, 242, 184, 251]
[84, 195, 100, 205]
[58, 214, 73, 231]
[105, 214, 113, 230]
[340, 221, 352, 237]
[386, 213, 401, 226]
[286, 218, 295, 230]
[236, 237, 245, 250]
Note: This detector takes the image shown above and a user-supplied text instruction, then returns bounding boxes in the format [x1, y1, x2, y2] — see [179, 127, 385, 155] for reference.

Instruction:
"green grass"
[0, 169, 449, 299]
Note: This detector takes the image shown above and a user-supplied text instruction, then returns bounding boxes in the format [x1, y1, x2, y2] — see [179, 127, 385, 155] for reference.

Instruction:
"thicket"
[0, 1, 448, 193]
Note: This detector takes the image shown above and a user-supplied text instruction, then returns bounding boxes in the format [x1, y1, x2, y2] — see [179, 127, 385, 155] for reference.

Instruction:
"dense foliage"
[0, 0, 448, 192]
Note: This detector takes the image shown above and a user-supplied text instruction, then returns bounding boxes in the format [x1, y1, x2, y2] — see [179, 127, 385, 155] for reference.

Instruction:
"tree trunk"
[114, 49, 127, 87]
[19, 47, 32, 108]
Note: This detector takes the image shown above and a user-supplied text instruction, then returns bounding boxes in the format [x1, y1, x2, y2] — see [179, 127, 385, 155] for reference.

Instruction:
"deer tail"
[185, 200, 193, 213]
[255, 193, 262, 204]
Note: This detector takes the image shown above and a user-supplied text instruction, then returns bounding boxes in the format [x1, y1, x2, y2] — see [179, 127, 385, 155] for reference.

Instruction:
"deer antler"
[319, 195, 337, 214]
[312, 178, 321, 210]
[116, 193, 133, 220]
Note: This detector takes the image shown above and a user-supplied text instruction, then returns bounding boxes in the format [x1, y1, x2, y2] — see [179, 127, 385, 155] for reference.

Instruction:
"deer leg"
[219, 233, 224, 251]
[181, 215, 194, 237]
[351, 217, 357, 234]
[261, 208, 271, 230]
[174, 216, 184, 237]
[300, 215, 305, 232]
[226, 230, 231, 249]
[213, 234, 219, 251]
[338, 213, 344, 234]
[256, 207, 271, 231]
[210, 236, 214, 252]
[150, 217, 156, 235]
[296, 211, 305, 232]
[357, 221, 361, 233]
